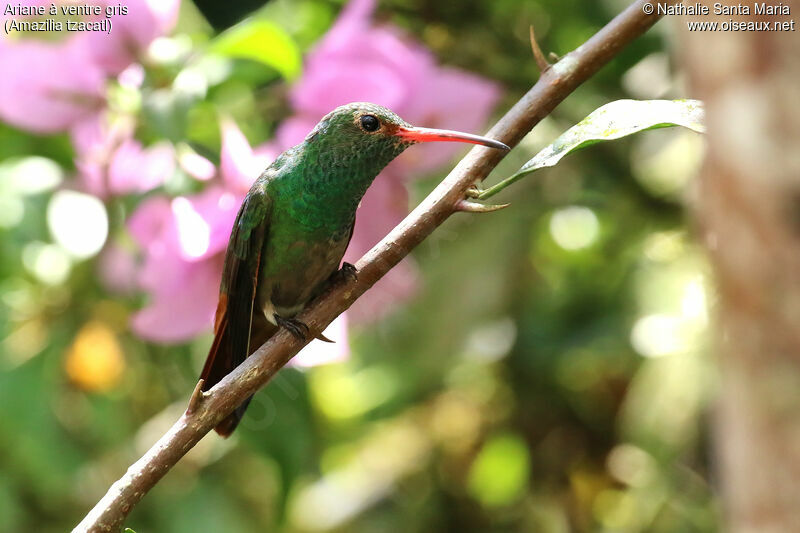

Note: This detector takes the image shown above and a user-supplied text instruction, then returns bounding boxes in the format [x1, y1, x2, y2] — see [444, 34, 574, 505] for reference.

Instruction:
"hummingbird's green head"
[292, 103, 508, 215]
[302, 102, 508, 176]
[304, 102, 412, 162]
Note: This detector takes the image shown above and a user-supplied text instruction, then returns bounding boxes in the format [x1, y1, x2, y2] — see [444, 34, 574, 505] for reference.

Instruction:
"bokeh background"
[0, 0, 714, 531]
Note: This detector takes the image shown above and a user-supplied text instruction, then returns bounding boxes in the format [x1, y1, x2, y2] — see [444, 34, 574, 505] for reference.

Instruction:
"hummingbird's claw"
[339, 262, 358, 282]
[330, 262, 358, 284]
[275, 315, 310, 341]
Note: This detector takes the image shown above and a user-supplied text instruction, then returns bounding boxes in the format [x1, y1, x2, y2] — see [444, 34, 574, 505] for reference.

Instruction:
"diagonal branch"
[74, 2, 671, 531]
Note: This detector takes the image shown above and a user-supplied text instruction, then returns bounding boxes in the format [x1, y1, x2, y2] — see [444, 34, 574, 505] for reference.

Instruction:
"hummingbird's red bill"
[395, 126, 509, 151]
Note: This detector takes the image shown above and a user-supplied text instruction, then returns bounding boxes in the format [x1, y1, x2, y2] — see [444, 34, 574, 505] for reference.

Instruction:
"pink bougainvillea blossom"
[127, 192, 229, 342]
[178, 149, 217, 182]
[84, 0, 181, 75]
[0, 37, 105, 133]
[219, 118, 278, 192]
[79, 138, 176, 198]
[98, 243, 140, 295]
[0, 0, 179, 134]
[107, 139, 176, 194]
[72, 113, 176, 198]
[125, 122, 277, 342]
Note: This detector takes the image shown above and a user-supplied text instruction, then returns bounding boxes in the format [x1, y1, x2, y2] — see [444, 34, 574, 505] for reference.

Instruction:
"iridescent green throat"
[269, 127, 413, 239]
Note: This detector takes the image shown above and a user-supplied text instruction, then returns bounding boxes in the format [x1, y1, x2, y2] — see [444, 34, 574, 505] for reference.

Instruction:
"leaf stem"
[474, 171, 530, 200]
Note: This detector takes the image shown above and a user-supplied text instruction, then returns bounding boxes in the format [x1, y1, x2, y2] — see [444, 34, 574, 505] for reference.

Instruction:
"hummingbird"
[199, 102, 508, 436]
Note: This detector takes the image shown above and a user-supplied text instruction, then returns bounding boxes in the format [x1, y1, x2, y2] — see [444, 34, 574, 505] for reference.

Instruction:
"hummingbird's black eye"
[359, 114, 381, 132]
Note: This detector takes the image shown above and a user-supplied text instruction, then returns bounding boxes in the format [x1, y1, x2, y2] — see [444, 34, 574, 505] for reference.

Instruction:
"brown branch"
[73, 2, 669, 531]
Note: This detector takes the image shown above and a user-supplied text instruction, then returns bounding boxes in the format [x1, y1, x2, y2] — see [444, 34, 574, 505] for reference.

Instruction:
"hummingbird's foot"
[330, 262, 358, 284]
[275, 315, 309, 341]
[339, 262, 358, 282]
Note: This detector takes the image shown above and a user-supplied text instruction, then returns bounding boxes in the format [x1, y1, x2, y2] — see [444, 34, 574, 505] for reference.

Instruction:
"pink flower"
[0, 37, 105, 133]
[341, 174, 419, 323]
[98, 243, 140, 295]
[288, 0, 500, 169]
[178, 149, 217, 182]
[127, 192, 229, 341]
[73, 114, 176, 198]
[84, 0, 181, 75]
[108, 139, 176, 194]
[0, 0, 179, 133]
[125, 122, 275, 342]
[219, 118, 278, 192]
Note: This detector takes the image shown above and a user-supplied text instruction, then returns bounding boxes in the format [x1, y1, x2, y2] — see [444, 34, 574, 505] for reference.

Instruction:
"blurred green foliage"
[0, 1, 717, 532]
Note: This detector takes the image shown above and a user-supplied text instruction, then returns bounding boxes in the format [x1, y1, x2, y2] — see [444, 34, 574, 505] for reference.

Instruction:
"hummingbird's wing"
[222, 186, 271, 365]
[199, 185, 271, 435]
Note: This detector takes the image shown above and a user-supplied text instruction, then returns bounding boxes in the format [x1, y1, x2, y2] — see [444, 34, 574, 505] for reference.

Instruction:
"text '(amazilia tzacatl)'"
[199, 102, 509, 436]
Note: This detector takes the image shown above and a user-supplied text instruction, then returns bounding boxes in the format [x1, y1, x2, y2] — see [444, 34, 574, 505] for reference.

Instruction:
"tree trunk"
[681, 6, 800, 532]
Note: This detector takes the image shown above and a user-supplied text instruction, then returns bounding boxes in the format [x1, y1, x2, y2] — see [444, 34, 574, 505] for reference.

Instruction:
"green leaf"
[476, 99, 705, 200]
[210, 19, 301, 80]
